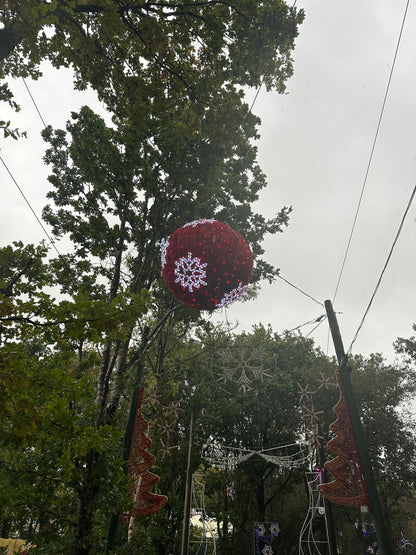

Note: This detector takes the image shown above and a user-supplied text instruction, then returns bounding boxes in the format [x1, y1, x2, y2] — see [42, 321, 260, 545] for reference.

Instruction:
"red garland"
[318, 371, 369, 507]
[126, 387, 167, 517]
[161, 219, 253, 310]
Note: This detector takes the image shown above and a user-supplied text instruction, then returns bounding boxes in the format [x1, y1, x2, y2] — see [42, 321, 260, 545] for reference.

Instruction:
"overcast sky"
[1, 0, 415, 364]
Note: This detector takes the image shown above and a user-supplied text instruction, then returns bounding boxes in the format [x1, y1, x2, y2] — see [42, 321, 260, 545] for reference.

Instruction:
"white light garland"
[183, 218, 216, 228]
[201, 440, 312, 472]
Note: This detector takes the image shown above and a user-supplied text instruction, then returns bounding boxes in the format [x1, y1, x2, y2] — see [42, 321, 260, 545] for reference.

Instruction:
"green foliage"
[129, 326, 416, 553]
[395, 324, 416, 366]
[1, 0, 304, 137]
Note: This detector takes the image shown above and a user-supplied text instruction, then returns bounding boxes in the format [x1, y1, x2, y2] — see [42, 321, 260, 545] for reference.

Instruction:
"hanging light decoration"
[160, 219, 253, 310]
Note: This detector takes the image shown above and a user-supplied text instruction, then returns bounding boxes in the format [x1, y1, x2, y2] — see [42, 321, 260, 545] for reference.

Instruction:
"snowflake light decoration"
[161, 219, 253, 310]
[216, 282, 248, 308]
[256, 523, 266, 536]
[214, 337, 272, 394]
[269, 523, 280, 536]
[255, 522, 280, 555]
[174, 252, 207, 292]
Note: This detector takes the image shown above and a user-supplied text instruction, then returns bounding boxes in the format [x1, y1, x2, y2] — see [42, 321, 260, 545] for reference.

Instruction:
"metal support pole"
[325, 300, 393, 554]
[317, 427, 338, 555]
[181, 409, 194, 555]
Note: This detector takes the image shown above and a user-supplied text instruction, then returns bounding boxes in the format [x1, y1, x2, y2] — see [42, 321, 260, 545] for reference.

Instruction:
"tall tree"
[1, 0, 304, 135]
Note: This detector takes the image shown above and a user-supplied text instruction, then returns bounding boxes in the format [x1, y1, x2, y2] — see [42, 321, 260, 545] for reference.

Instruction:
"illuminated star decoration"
[298, 376, 337, 446]
[158, 438, 177, 460]
[142, 390, 181, 460]
[167, 400, 182, 421]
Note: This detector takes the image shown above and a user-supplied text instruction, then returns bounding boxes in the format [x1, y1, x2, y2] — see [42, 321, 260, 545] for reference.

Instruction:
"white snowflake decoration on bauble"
[183, 218, 215, 228]
[174, 252, 207, 292]
[216, 282, 248, 308]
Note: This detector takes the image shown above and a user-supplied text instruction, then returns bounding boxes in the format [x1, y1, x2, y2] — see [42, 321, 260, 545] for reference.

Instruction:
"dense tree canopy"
[1, 0, 304, 136]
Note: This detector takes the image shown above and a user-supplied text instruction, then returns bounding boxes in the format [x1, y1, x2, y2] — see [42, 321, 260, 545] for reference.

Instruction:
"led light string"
[347, 184, 416, 355]
[332, 0, 410, 305]
[201, 440, 312, 472]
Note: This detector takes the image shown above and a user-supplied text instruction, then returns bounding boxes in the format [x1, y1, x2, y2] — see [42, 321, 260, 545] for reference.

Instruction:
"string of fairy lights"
[1, 1, 415, 358]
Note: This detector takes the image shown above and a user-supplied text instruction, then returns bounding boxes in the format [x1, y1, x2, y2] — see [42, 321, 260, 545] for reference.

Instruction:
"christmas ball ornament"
[160, 219, 253, 310]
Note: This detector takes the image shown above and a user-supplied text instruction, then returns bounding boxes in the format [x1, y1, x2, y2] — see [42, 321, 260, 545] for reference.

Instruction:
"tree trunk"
[75, 449, 101, 555]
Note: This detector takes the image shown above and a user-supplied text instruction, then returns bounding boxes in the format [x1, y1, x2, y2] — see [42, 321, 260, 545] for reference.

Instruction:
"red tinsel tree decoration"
[126, 387, 167, 517]
[318, 371, 369, 507]
[160, 219, 253, 310]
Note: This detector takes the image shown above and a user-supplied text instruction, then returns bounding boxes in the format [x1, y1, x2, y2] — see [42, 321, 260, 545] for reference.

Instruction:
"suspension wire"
[287, 314, 326, 334]
[0, 154, 63, 260]
[332, 0, 410, 304]
[22, 77, 47, 128]
[278, 274, 324, 307]
[249, 83, 263, 113]
[347, 184, 416, 354]
[306, 315, 327, 338]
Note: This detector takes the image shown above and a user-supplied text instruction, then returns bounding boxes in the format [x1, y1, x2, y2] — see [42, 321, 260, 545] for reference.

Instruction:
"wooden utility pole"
[180, 409, 194, 555]
[325, 300, 393, 554]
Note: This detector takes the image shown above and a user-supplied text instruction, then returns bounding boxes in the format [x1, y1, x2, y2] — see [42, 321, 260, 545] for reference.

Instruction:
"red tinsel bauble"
[161, 219, 253, 310]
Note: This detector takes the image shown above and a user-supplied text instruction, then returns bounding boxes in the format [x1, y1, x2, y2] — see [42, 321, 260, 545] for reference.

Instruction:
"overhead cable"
[0, 154, 63, 260]
[249, 83, 263, 113]
[22, 77, 47, 128]
[332, 0, 410, 304]
[347, 183, 416, 354]
[278, 274, 324, 307]
[288, 314, 326, 334]
[306, 315, 327, 338]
